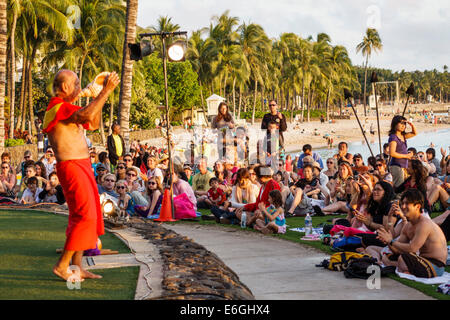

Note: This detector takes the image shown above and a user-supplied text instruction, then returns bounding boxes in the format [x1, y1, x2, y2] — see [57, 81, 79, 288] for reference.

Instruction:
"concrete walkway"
[165, 223, 433, 300]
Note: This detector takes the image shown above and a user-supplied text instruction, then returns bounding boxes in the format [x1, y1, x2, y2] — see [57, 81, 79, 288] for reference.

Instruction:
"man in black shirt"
[261, 100, 287, 149]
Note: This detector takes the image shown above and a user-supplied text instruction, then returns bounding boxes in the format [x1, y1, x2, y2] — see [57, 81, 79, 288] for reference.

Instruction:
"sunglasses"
[105, 179, 116, 183]
[127, 173, 137, 177]
[148, 182, 157, 186]
[2, 166, 9, 169]
[24, 156, 31, 159]
[124, 159, 133, 162]
[117, 166, 125, 169]
[327, 161, 333, 164]
[116, 186, 126, 189]
[269, 104, 277, 107]
[375, 164, 383, 168]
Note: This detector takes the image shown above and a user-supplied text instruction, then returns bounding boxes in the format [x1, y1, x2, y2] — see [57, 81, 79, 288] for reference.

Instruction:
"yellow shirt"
[112, 134, 123, 157]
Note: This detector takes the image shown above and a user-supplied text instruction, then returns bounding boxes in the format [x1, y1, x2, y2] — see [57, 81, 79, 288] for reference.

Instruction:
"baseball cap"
[96, 164, 107, 171]
[312, 161, 322, 171]
[303, 155, 314, 164]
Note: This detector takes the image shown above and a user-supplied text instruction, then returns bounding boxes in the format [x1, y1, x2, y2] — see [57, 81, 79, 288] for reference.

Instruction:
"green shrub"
[5, 139, 25, 147]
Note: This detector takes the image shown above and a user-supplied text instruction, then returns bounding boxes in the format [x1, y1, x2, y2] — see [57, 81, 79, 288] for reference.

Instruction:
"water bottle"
[304, 213, 312, 235]
[241, 212, 247, 228]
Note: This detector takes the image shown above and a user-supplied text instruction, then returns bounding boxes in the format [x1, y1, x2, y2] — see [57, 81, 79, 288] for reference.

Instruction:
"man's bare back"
[403, 215, 448, 264]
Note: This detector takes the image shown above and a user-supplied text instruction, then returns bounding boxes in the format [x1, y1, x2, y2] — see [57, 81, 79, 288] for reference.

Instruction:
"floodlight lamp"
[167, 41, 186, 62]
[102, 200, 115, 216]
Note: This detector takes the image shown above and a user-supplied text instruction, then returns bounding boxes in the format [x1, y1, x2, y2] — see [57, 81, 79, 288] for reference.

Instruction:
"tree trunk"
[290, 88, 295, 123]
[261, 85, 264, 113]
[109, 96, 114, 135]
[251, 80, 258, 125]
[20, 58, 29, 132]
[325, 88, 330, 122]
[280, 87, 283, 112]
[17, 54, 28, 132]
[8, 10, 17, 140]
[238, 84, 242, 120]
[0, 0, 7, 150]
[118, 0, 139, 152]
[199, 80, 209, 126]
[232, 77, 236, 118]
[27, 43, 38, 136]
[363, 55, 368, 117]
[307, 85, 313, 122]
[99, 111, 106, 146]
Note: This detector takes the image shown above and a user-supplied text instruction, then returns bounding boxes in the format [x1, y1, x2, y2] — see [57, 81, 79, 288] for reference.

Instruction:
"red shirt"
[244, 179, 280, 212]
[208, 187, 226, 205]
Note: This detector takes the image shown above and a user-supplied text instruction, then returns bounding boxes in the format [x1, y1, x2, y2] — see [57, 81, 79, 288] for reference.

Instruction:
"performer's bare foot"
[80, 269, 102, 279]
[53, 265, 84, 282]
[53, 265, 72, 281]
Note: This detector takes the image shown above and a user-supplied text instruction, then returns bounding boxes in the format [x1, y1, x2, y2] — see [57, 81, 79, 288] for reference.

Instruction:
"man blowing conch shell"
[43, 69, 120, 281]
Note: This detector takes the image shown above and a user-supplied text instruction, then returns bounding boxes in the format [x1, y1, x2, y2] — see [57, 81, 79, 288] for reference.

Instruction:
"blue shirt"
[297, 152, 324, 169]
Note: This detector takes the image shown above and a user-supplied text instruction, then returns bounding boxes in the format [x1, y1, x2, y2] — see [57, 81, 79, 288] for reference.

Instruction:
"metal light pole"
[344, 89, 375, 158]
[402, 83, 415, 117]
[139, 31, 187, 221]
[371, 72, 383, 156]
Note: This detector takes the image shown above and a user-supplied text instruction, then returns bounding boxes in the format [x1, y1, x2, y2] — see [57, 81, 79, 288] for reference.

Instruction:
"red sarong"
[57, 158, 104, 251]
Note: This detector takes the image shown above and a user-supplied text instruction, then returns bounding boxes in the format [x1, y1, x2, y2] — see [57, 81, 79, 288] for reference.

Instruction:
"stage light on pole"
[128, 39, 154, 61]
[167, 40, 186, 62]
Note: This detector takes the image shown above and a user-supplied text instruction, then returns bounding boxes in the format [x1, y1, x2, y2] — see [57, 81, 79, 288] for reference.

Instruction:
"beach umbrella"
[344, 88, 375, 158]
[371, 72, 383, 156]
[401, 82, 415, 117]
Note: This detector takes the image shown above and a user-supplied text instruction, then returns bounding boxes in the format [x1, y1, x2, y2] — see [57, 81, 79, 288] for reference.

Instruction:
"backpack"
[331, 236, 362, 252]
[343, 257, 380, 279]
[317, 252, 371, 272]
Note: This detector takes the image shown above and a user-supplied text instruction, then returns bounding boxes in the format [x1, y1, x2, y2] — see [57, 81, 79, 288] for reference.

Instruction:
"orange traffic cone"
[154, 188, 178, 222]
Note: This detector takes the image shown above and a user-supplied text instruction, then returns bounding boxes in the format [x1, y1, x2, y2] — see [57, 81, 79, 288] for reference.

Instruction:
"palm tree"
[356, 28, 382, 116]
[118, 0, 139, 151]
[13, 0, 73, 135]
[239, 23, 270, 125]
[7, 0, 20, 139]
[187, 29, 217, 124]
[0, 0, 6, 150]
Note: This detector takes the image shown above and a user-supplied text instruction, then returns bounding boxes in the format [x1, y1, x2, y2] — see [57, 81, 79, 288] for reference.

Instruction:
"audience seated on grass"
[20, 177, 43, 205]
[38, 172, 65, 205]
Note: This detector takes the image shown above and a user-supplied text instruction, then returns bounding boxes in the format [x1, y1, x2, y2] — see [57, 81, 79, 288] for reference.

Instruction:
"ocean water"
[289, 127, 450, 161]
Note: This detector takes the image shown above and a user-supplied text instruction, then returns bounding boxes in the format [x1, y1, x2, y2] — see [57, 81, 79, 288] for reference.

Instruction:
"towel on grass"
[290, 227, 324, 235]
[395, 269, 450, 285]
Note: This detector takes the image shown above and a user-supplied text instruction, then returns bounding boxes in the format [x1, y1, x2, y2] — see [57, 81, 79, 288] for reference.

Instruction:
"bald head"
[53, 70, 80, 102]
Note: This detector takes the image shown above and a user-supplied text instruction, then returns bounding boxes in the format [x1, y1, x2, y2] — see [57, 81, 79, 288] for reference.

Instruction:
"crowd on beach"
[3, 99, 449, 279]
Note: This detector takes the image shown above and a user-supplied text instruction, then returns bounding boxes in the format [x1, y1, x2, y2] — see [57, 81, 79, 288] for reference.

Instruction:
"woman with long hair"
[134, 177, 164, 218]
[388, 115, 417, 187]
[354, 179, 394, 231]
[0, 161, 16, 198]
[395, 159, 431, 213]
[34, 161, 47, 180]
[211, 102, 235, 160]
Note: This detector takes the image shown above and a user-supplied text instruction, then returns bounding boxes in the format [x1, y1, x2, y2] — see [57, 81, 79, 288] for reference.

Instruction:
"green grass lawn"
[171, 209, 450, 300]
[0, 209, 138, 300]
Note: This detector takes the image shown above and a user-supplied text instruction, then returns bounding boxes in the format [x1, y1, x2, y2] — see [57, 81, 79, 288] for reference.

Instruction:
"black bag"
[343, 257, 380, 279]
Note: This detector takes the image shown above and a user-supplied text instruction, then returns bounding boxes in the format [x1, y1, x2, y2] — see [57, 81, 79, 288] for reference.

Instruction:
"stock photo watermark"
[66, 265, 82, 290]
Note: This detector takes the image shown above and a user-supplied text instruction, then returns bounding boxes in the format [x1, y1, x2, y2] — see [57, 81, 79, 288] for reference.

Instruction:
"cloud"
[136, 0, 450, 72]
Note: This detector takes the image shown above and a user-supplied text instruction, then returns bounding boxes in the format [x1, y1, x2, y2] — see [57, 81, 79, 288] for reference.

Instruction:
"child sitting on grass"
[205, 177, 229, 210]
[20, 176, 43, 205]
[254, 189, 286, 234]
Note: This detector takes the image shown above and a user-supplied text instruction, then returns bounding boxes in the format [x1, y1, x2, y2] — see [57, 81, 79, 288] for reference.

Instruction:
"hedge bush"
[5, 139, 25, 147]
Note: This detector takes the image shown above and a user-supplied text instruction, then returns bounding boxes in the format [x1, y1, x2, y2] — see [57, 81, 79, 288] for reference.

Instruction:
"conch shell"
[78, 72, 110, 98]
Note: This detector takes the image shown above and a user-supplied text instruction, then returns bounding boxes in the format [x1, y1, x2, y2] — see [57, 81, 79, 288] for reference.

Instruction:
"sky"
[136, 0, 450, 72]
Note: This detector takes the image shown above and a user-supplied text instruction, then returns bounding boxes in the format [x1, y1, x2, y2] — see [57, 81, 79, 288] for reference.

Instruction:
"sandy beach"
[135, 114, 449, 159]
